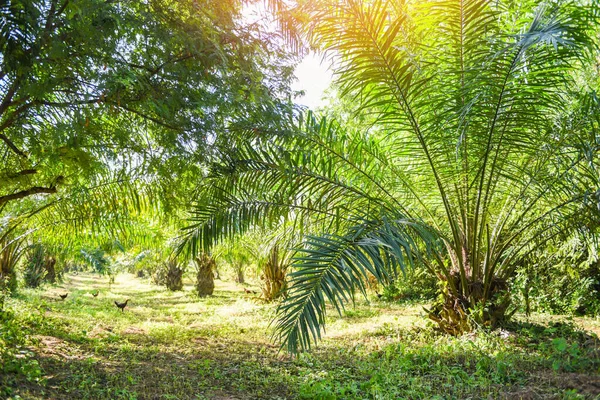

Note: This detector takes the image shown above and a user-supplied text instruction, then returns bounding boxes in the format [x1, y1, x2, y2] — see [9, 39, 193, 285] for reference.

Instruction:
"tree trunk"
[44, 256, 56, 283]
[0, 237, 20, 295]
[234, 264, 245, 284]
[165, 259, 184, 291]
[428, 273, 512, 335]
[195, 254, 215, 297]
[260, 245, 288, 302]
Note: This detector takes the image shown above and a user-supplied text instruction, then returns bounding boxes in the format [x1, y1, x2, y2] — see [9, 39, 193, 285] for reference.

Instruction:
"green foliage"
[23, 244, 47, 289]
[80, 247, 110, 275]
[380, 268, 437, 303]
[185, 0, 600, 351]
[0, 309, 45, 396]
[0, 0, 299, 262]
[214, 237, 254, 284]
[0, 234, 24, 308]
[3, 273, 600, 399]
[510, 234, 600, 316]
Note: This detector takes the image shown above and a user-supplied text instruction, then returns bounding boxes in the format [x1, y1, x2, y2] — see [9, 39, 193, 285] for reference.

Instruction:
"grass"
[1, 273, 599, 399]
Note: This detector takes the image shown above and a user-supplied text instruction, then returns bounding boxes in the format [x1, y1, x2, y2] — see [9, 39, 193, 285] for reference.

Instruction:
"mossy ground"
[1, 273, 599, 399]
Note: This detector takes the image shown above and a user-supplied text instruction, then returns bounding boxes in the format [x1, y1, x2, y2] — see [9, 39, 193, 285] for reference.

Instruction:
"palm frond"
[274, 216, 440, 352]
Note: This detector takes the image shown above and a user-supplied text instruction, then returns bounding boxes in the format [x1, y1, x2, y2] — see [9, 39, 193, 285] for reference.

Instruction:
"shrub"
[381, 267, 437, 303]
[512, 263, 600, 317]
[509, 236, 600, 317]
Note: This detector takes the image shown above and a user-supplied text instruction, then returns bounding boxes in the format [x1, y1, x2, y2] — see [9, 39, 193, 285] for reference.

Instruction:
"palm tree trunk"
[195, 254, 215, 297]
[428, 272, 512, 334]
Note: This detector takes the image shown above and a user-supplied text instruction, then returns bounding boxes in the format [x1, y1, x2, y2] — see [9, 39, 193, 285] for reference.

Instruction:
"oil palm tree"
[183, 0, 600, 352]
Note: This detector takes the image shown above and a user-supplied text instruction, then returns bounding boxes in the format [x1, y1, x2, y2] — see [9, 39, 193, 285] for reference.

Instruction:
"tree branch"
[56, 0, 70, 17]
[6, 169, 38, 178]
[38, 98, 103, 107]
[0, 133, 29, 159]
[117, 104, 182, 131]
[115, 52, 195, 77]
[0, 77, 22, 116]
[0, 101, 36, 158]
[0, 186, 57, 206]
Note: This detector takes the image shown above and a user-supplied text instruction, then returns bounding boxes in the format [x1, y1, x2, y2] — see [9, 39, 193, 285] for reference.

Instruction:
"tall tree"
[183, 0, 600, 352]
[0, 0, 297, 239]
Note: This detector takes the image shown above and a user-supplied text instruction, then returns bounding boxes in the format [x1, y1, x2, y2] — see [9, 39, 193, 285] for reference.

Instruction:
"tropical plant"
[80, 248, 111, 275]
[217, 238, 253, 283]
[194, 253, 216, 297]
[0, 0, 299, 263]
[260, 244, 290, 301]
[0, 234, 24, 310]
[0, 235, 23, 292]
[24, 245, 46, 289]
[183, 0, 600, 351]
[43, 255, 57, 284]
[154, 258, 185, 291]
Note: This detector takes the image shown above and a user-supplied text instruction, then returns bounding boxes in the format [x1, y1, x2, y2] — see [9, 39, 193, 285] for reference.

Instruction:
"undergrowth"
[1, 273, 598, 399]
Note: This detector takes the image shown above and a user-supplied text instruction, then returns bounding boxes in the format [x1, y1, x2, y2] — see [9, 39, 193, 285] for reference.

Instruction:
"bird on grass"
[114, 299, 129, 312]
[92, 290, 99, 297]
[243, 288, 251, 294]
[375, 292, 383, 299]
[59, 293, 68, 300]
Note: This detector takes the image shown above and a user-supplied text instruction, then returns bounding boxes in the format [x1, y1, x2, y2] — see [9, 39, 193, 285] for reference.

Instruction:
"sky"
[239, 2, 333, 110]
[291, 53, 334, 109]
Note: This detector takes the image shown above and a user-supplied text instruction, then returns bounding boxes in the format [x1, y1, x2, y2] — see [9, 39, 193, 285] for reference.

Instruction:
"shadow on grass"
[11, 328, 295, 399]
[505, 319, 599, 344]
[5, 273, 600, 400]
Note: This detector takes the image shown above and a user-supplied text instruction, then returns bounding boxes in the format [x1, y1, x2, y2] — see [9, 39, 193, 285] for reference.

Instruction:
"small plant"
[194, 253, 215, 297]
[260, 244, 289, 302]
[0, 309, 45, 395]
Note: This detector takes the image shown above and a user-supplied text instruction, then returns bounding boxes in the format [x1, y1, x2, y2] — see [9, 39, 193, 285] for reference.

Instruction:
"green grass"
[1, 273, 599, 399]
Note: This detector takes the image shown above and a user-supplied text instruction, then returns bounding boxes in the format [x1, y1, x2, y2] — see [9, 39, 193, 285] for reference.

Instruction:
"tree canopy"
[0, 0, 298, 243]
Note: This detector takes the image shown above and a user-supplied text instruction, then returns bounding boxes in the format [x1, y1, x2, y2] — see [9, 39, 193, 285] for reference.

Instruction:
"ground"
[1, 273, 599, 399]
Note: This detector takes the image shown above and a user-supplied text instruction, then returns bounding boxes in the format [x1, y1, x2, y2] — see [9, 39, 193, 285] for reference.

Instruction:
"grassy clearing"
[1, 273, 599, 399]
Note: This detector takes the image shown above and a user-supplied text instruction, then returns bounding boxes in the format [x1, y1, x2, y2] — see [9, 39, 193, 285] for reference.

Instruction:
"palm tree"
[183, 0, 600, 352]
